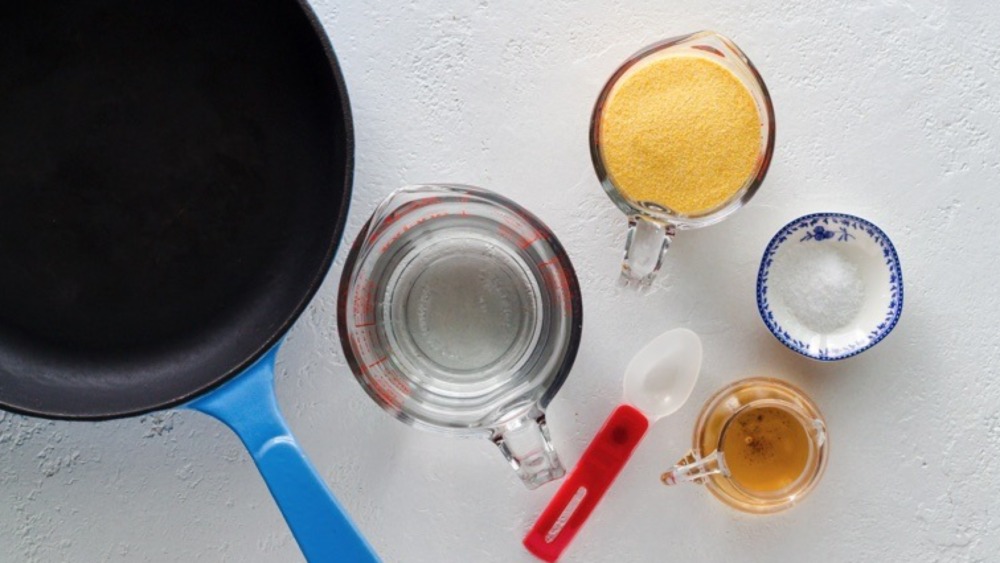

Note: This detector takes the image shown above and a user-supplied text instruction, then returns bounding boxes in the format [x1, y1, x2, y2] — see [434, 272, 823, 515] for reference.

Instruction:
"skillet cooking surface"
[0, 0, 351, 418]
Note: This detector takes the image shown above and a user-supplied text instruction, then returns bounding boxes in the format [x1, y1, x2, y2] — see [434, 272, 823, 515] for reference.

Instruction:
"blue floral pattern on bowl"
[756, 212, 903, 361]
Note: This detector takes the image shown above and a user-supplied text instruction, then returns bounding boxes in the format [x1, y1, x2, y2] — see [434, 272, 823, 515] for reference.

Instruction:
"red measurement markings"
[518, 232, 542, 250]
[537, 257, 560, 269]
[368, 196, 443, 242]
[365, 356, 389, 369]
[358, 337, 373, 358]
[497, 224, 521, 245]
[352, 279, 376, 321]
[354, 321, 376, 328]
[501, 214, 523, 237]
[497, 223, 544, 250]
[408, 196, 441, 210]
[369, 376, 403, 412]
[366, 211, 400, 242]
[384, 372, 410, 397]
[362, 363, 410, 413]
[350, 333, 366, 356]
[379, 211, 451, 254]
[356, 299, 374, 317]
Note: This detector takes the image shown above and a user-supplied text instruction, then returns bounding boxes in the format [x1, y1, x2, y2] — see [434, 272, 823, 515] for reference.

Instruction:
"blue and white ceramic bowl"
[756, 213, 903, 361]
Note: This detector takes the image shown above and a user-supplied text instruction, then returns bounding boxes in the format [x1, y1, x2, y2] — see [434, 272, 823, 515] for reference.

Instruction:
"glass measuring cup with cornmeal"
[591, 31, 775, 283]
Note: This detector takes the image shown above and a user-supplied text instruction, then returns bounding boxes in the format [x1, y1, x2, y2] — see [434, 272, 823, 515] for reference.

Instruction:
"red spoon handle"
[523, 405, 650, 562]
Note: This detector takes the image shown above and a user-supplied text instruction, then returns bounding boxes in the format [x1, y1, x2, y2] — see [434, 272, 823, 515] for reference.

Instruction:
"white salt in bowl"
[756, 213, 903, 361]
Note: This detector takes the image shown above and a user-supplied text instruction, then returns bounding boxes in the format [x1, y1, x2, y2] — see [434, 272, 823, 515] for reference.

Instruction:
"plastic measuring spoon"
[523, 328, 703, 562]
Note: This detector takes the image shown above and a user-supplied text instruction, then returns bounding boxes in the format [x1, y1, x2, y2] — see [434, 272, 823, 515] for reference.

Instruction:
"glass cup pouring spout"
[661, 449, 725, 486]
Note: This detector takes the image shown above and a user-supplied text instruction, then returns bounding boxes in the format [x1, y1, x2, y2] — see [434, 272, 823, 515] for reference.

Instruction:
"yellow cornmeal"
[600, 55, 762, 215]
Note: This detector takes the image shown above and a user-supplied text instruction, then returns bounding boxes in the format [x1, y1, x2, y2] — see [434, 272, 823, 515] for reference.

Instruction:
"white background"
[3, 0, 999, 561]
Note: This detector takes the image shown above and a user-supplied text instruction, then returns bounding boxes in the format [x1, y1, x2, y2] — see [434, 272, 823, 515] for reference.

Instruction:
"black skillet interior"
[0, 0, 352, 418]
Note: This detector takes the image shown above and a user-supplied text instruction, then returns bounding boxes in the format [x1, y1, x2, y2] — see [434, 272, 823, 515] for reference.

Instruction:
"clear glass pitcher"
[661, 377, 828, 513]
[590, 30, 776, 284]
[338, 184, 583, 489]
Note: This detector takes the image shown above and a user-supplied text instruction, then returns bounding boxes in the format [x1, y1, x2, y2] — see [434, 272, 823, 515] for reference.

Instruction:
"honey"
[721, 405, 811, 493]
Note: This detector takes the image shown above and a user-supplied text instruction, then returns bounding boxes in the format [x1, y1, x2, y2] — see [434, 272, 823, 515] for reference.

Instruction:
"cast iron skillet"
[0, 1, 377, 560]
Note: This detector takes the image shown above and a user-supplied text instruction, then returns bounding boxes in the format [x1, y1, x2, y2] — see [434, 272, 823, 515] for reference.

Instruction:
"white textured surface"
[3, 1, 999, 561]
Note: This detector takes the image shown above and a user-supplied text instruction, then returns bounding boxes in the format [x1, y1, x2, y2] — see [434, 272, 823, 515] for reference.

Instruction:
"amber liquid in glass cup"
[661, 378, 827, 514]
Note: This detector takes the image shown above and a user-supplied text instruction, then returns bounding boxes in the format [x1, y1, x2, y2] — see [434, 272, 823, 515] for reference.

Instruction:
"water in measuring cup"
[375, 216, 547, 396]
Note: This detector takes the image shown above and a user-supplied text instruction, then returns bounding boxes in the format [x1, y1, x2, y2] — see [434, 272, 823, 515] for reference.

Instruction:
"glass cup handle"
[660, 449, 727, 486]
[622, 216, 675, 285]
[493, 409, 566, 489]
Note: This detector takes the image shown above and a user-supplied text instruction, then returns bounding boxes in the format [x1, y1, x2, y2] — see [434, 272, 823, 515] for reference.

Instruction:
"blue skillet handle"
[188, 346, 380, 563]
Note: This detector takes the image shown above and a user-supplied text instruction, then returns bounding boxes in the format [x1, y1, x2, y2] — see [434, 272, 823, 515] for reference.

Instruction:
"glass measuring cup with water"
[590, 31, 776, 284]
[338, 184, 582, 489]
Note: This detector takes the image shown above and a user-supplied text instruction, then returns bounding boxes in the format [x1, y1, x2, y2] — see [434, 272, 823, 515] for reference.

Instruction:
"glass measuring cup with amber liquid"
[338, 185, 582, 489]
[661, 378, 827, 513]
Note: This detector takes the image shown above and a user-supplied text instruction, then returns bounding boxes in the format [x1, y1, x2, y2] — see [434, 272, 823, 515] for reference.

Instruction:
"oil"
[721, 405, 811, 493]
